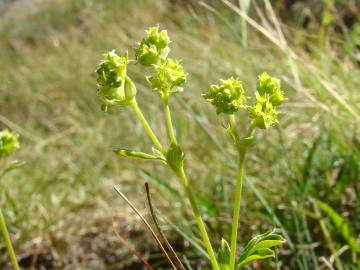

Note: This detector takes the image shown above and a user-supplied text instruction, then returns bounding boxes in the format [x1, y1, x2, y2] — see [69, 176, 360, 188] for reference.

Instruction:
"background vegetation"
[0, 0, 359, 269]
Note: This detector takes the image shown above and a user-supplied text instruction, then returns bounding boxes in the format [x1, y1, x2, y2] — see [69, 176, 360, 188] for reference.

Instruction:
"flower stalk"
[162, 95, 177, 144]
[177, 168, 220, 270]
[228, 117, 255, 270]
[0, 208, 20, 270]
[130, 99, 164, 152]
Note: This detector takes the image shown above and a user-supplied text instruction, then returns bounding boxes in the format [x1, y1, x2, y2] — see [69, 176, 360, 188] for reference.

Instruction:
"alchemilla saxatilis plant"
[96, 26, 286, 270]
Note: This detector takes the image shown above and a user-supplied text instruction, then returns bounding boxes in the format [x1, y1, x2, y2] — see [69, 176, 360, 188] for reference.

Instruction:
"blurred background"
[0, 0, 359, 269]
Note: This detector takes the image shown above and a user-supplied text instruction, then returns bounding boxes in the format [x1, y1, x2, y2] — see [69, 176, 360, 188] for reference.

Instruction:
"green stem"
[162, 96, 177, 144]
[0, 208, 20, 270]
[229, 149, 246, 270]
[177, 168, 220, 270]
[229, 119, 255, 270]
[163, 96, 219, 270]
[130, 99, 164, 152]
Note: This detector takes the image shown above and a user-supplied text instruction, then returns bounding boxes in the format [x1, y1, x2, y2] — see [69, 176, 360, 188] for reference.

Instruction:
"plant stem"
[161, 96, 218, 269]
[162, 96, 177, 144]
[229, 119, 255, 270]
[0, 208, 20, 270]
[177, 168, 220, 270]
[130, 99, 164, 152]
[229, 149, 246, 270]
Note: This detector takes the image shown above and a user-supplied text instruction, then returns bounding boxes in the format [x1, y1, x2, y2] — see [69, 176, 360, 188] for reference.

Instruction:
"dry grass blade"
[111, 217, 154, 270]
[113, 186, 178, 270]
[145, 182, 187, 270]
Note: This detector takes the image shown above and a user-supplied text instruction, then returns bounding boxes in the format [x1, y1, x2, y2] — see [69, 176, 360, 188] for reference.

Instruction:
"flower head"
[257, 72, 284, 106]
[247, 73, 285, 129]
[135, 26, 170, 66]
[0, 129, 20, 158]
[202, 77, 247, 114]
[247, 95, 279, 129]
[96, 50, 136, 110]
[147, 58, 186, 96]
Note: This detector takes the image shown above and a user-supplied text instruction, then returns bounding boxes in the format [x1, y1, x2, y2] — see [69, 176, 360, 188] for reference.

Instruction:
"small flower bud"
[202, 77, 247, 114]
[147, 58, 187, 95]
[135, 26, 170, 66]
[0, 129, 20, 158]
[96, 50, 136, 110]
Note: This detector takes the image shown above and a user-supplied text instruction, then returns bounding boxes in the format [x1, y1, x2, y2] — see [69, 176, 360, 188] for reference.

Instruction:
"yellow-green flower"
[0, 129, 19, 158]
[96, 50, 136, 110]
[257, 72, 284, 106]
[202, 77, 247, 114]
[247, 95, 279, 129]
[135, 26, 170, 66]
[247, 73, 285, 129]
[147, 59, 187, 95]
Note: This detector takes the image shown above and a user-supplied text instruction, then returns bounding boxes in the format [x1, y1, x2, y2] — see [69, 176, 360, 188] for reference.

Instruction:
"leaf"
[165, 142, 184, 173]
[238, 248, 274, 267]
[237, 230, 285, 267]
[116, 149, 165, 161]
[316, 199, 360, 254]
[218, 238, 231, 270]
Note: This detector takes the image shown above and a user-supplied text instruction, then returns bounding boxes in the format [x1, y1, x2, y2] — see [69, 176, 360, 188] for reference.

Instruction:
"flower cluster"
[203, 73, 284, 129]
[202, 77, 247, 114]
[96, 51, 136, 110]
[135, 26, 170, 66]
[147, 59, 187, 96]
[247, 72, 284, 129]
[0, 129, 19, 158]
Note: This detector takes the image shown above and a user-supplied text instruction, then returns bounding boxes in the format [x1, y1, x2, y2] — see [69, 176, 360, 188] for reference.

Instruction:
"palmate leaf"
[237, 230, 285, 268]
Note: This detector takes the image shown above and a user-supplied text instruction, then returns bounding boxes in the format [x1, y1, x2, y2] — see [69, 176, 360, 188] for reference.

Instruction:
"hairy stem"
[177, 168, 220, 270]
[0, 208, 20, 270]
[130, 99, 164, 152]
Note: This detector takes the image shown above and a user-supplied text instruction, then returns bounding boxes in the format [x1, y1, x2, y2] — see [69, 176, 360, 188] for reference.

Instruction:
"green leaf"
[218, 238, 231, 270]
[116, 149, 165, 161]
[237, 230, 285, 267]
[238, 248, 274, 267]
[165, 142, 184, 173]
